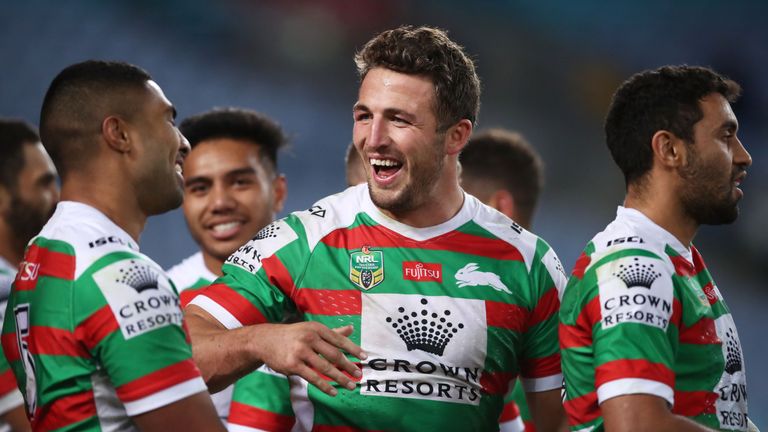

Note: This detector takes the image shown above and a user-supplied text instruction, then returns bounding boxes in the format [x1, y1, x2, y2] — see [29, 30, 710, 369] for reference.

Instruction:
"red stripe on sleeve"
[595, 359, 674, 389]
[526, 288, 560, 329]
[0, 369, 19, 395]
[673, 390, 718, 416]
[563, 391, 599, 427]
[116, 359, 201, 402]
[1, 333, 19, 363]
[480, 371, 514, 395]
[670, 298, 682, 328]
[520, 353, 561, 379]
[295, 289, 361, 316]
[14, 244, 75, 290]
[571, 252, 591, 279]
[261, 255, 297, 298]
[29, 326, 88, 357]
[197, 283, 269, 326]
[322, 225, 525, 261]
[32, 390, 96, 431]
[485, 300, 527, 332]
[228, 401, 296, 432]
[560, 296, 601, 349]
[74, 305, 120, 351]
[498, 400, 521, 421]
[180, 287, 205, 308]
[679, 317, 719, 345]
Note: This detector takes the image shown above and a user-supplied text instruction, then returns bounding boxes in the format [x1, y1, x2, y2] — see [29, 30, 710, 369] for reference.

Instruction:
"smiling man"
[560, 66, 754, 431]
[185, 26, 567, 431]
[166, 107, 288, 425]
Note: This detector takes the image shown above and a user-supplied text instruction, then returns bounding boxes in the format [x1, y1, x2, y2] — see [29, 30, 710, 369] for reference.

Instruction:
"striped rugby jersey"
[0, 257, 24, 431]
[560, 206, 749, 431]
[1, 202, 207, 431]
[168, 254, 294, 429]
[191, 184, 566, 431]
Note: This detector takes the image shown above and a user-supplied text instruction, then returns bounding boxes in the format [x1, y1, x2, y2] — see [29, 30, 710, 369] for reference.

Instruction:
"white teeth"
[370, 158, 401, 167]
[175, 163, 183, 175]
[212, 222, 240, 232]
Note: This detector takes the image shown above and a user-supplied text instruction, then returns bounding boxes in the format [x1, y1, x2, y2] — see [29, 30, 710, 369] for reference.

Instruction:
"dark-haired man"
[560, 65, 755, 431]
[0, 118, 58, 432]
[345, 142, 367, 187]
[1, 61, 224, 431]
[460, 128, 547, 432]
[186, 26, 566, 431]
[166, 108, 289, 426]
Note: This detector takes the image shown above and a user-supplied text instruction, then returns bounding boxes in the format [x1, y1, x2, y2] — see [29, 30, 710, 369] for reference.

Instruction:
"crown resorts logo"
[613, 257, 662, 289]
[386, 298, 464, 356]
[117, 260, 159, 293]
[724, 326, 743, 375]
[350, 245, 384, 290]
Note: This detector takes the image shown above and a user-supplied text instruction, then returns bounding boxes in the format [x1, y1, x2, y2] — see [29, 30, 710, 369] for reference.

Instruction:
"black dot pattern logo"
[116, 260, 158, 293]
[724, 327, 743, 375]
[613, 257, 661, 289]
[386, 298, 464, 356]
[553, 255, 566, 278]
[254, 223, 280, 240]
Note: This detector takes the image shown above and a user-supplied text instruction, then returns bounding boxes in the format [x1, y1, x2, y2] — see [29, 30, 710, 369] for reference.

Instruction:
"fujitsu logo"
[403, 261, 442, 282]
[18, 262, 40, 281]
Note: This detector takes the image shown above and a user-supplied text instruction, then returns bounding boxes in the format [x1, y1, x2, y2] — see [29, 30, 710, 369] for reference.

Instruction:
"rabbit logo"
[454, 263, 511, 294]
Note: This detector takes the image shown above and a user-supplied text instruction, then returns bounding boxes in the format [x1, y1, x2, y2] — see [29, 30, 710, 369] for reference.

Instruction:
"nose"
[733, 137, 752, 168]
[365, 117, 391, 150]
[178, 131, 191, 160]
[209, 183, 236, 213]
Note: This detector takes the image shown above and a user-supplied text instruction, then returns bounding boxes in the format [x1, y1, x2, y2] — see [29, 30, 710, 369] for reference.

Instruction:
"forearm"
[602, 395, 717, 432]
[185, 305, 268, 392]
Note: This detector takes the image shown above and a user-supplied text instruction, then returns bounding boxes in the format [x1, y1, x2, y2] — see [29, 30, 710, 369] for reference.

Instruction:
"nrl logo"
[349, 245, 384, 290]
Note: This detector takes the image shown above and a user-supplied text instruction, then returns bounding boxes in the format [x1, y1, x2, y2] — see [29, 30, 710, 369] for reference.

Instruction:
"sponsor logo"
[92, 259, 183, 340]
[606, 236, 645, 247]
[13, 304, 37, 415]
[350, 246, 384, 290]
[612, 257, 661, 289]
[713, 315, 748, 430]
[723, 326, 743, 375]
[386, 298, 463, 356]
[253, 222, 280, 240]
[455, 263, 511, 294]
[509, 222, 523, 234]
[403, 262, 442, 283]
[88, 235, 128, 249]
[308, 205, 326, 218]
[702, 282, 719, 305]
[18, 262, 39, 282]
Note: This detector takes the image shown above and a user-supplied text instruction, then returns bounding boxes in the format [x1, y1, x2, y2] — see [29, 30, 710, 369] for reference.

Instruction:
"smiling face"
[352, 67, 450, 216]
[678, 92, 752, 225]
[182, 138, 285, 270]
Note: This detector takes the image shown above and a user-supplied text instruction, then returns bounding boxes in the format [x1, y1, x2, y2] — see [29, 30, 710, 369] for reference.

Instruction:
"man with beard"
[559, 66, 755, 431]
[165, 108, 290, 427]
[0, 118, 58, 432]
[2, 61, 224, 431]
[459, 128, 547, 432]
[186, 26, 567, 431]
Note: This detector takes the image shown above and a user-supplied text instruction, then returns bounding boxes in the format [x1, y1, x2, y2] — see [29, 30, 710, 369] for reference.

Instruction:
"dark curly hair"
[604, 65, 741, 186]
[355, 25, 481, 131]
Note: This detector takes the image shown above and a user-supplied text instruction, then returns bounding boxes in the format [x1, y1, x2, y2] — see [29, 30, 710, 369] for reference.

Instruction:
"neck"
[60, 175, 147, 243]
[0, 223, 23, 264]
[380, 171, 465, 228]
[202, 252, 224, 277]
[624, 181, 698, 247]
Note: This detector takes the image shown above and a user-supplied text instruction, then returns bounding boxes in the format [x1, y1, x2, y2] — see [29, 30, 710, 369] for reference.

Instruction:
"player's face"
[132, 80, 189, 216]
[352, 67, 446, 214]
[3, 143, 59, 244]
[679, 93, 752, 225]
[183, 138, 284, 265]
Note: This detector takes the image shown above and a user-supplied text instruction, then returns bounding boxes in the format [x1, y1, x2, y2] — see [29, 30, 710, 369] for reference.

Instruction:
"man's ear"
[271, 174, 288, 214]
[102, 116, 132, 154]
[445, 119, 473, 156]
[487, 189, 516, 220]
[650, 130, 687, 169]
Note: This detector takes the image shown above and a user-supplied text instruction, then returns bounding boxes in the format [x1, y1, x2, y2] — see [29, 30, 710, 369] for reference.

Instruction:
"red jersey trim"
[228, 401, 296, 431]
[32, 390, 96, 431]
[74, 305, 120, 351]
[595, 359, 674, 389]
[116, 359, 201, 402]
[29, 326, 88, 357]
[480, 371, 514, 395]
[563, 391, 599, 427]
[673, 390, 718, 416]
[198, 283, 268, 326]
[520, 353, 561, 379]
[296, 289, 361, 316]
[0, 369, 19, 396]
[526, 288, 560, 329]
[261, 254, 296, 298]
[485, 300, 527, 332]
[15, 244, 75, 291]
[0, 334, 19, 363]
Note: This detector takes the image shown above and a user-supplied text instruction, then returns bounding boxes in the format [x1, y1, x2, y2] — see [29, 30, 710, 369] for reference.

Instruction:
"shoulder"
[290, 185, 366, 250]
[166, 252, 212, 291]
[583, 217, 673, 276]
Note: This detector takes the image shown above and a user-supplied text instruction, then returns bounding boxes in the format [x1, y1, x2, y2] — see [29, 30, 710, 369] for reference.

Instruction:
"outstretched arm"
[185, 305, 366, 395]
[602, 394, 716, 432]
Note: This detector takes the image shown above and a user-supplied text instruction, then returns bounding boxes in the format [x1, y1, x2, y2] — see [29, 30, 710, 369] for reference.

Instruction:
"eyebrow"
[184, 167, 258, 186]
[353, 103, 416, 120]
[719, 119, 738, 132]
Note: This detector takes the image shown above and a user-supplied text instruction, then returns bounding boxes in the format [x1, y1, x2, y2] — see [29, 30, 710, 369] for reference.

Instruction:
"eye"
[392, 116, 411, 126]
[187, 184, 208, 194]
[354, 112, 372, 122]
[233, 177, 256, 187]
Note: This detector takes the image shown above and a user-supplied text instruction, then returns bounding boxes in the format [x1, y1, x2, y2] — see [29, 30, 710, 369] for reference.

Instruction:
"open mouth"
[207, 221, 244, 240]
[370, 158, 403, 180]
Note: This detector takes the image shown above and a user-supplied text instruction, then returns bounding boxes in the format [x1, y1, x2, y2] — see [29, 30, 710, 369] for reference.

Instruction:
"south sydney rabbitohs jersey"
[191, 184, 567, 431]
[167, 252, 295, 429]
[0, 258, 24, 432]
[560, 207, 749, 431]
[1, 202, 207, 431]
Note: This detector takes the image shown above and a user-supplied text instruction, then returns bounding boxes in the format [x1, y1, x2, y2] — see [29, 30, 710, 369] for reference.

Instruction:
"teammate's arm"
[602, 394, 715, 432]
[185, 305, 365, 396]
[2, 405, 31, 432]
[526, 389, 568, 432]
[132, 392, 225, 432]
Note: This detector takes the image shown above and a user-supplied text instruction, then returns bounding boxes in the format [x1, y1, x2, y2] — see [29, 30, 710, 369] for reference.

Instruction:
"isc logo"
[19, 262, 40, 281]
[606, 236, 644, 247]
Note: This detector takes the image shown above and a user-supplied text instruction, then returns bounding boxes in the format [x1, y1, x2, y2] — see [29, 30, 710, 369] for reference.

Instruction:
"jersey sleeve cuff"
[0, 388, 24, 415]
[597, 377, 673, 406]
[124, 376, 208, 416]
[520, 373, 562, 392]
[189, 295, 243, 329]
